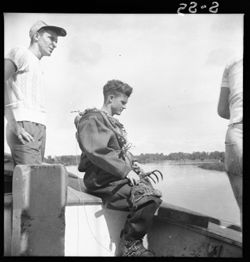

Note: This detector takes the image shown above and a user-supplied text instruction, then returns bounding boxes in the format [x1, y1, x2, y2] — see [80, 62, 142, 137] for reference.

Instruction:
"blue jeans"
[225, 123, 242, 226]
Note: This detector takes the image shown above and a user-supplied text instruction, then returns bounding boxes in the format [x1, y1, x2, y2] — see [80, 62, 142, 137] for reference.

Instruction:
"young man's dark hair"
[74, 79, 162, 257]
[103, 79, 133, 102]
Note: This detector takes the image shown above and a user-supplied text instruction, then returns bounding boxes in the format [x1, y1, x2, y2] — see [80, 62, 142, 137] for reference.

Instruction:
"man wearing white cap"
[4, 20, 67, 165]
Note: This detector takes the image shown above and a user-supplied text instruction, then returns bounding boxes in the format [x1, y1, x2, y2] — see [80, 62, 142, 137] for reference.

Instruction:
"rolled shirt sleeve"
[5, 47, 29, 72]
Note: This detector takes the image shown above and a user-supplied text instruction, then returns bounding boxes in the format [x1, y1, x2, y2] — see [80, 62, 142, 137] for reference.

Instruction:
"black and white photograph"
[4, 12, 243, 257]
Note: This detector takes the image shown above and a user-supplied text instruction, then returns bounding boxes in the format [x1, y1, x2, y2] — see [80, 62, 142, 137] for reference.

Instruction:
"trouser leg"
[40, 126, 46, 162]
[225, 124, 242, 228]
[6, 121, 46, 165]
[88, 180, 162, 256]
[123, 198, 162, 241]
[227, 173, 242, 227]
[102, 183, 162, 240]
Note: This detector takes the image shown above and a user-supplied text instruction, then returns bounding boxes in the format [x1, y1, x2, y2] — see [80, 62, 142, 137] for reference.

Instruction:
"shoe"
[117, 238, 155, 257]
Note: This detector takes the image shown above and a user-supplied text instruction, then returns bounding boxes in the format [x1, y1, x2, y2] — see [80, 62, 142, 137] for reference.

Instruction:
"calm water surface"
[67, 160, 240, 226]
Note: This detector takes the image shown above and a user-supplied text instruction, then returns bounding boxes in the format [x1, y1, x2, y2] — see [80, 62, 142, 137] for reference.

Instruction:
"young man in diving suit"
[74, 79, 162, 256]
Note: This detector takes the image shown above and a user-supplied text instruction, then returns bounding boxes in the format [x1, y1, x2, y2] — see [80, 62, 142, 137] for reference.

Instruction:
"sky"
[4, 13, 243, 157]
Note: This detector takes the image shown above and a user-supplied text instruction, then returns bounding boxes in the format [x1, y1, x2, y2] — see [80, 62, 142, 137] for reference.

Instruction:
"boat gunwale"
[153, 215, 242, 248]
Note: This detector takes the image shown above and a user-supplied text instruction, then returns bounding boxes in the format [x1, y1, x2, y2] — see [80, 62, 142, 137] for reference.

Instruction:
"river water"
[66, 161, 240, 226]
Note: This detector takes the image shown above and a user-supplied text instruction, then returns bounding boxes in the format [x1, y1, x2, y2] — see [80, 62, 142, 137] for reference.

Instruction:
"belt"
[229, 122, 243, 129]
[18, 120, 46, 127]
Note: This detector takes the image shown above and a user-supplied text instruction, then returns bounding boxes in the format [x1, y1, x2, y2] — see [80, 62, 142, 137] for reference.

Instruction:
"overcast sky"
[4, 13, 243, 157]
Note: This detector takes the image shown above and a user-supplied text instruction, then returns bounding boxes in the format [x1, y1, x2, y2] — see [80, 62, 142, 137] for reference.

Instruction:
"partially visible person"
[75, 80, 162, 256]
[217, 57, 243, 228]
[4, 20, 67, 165]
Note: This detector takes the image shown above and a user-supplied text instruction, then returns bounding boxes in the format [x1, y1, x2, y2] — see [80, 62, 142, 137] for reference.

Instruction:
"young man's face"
[37, 29, 58, 57]
[110, 93, 128, 116]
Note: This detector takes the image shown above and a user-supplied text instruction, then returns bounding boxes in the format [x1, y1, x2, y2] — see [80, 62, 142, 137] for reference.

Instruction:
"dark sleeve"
[77, 115, 132, 179]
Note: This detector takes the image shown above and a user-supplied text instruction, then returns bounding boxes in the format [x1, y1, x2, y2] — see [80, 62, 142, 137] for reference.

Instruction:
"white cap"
[29, 20, 67, 38]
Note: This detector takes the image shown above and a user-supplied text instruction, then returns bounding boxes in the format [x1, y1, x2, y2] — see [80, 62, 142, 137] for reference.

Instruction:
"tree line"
[136, 151, 224, 163]
[44, 151, 225, 166]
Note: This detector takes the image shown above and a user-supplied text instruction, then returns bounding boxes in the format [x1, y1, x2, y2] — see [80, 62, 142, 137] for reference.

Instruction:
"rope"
[72, 122, 113, 255]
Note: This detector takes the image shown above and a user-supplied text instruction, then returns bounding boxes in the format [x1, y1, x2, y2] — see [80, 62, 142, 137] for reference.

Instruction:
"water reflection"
[141, 161, 240, 225]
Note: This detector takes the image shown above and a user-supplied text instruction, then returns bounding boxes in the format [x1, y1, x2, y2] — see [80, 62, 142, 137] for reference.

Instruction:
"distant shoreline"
[197, 162, 225, 172]
[139, 159, 219, 164]
[138, 159, 226, 172]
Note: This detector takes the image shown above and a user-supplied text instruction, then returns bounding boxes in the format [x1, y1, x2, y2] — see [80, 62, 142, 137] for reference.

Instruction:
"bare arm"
[5, 59, 17, 80]
[5, 59, 18, 124]
[217, 86, 230, 120]
[4, 59, 34, 143]
[5, 59, 16, 104]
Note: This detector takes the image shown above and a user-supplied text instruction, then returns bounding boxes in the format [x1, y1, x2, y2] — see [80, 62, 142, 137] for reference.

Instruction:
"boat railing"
[4, 161, 242, 257]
